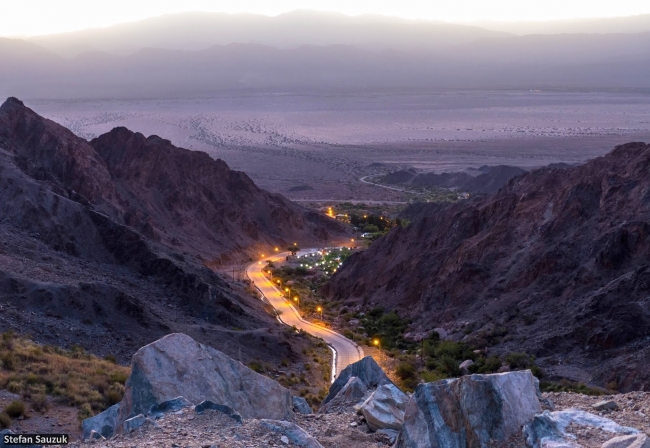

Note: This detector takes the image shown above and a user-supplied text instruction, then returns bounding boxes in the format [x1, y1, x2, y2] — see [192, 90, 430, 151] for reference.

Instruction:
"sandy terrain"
[26, 91, 650, 201]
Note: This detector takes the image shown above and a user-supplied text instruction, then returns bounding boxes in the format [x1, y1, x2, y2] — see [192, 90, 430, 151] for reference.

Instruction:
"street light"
[317, 306, 323, 321]
[293, 296, 299, 307]
[285, 287, 291, 299]
[373, 338, 382, 362]
[274, 247, 279, 252]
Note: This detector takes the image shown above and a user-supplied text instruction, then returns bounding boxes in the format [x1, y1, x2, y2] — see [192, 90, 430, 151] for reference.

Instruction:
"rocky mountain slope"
[0, 96, 345, 363]
[325, 142, 650, 391]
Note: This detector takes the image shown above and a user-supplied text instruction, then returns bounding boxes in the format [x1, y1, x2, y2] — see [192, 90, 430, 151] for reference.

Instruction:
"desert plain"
[29, 90, 650, 201]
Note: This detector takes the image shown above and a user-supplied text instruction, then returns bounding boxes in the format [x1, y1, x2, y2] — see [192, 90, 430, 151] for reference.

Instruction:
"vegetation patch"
[0, 331, 130, 420]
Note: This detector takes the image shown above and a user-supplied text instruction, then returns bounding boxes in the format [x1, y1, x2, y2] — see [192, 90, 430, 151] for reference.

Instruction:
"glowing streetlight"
[317, 306, 323, 321]
[293, 296, 299, 308]
[274, 247, 279, 252]
[276, 279, 281, 285]
[373, 338, 380, 347]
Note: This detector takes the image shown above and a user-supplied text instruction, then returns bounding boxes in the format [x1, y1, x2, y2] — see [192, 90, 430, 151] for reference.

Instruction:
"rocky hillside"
[326, 142, 650, 391]
[0, 96, 344, 364]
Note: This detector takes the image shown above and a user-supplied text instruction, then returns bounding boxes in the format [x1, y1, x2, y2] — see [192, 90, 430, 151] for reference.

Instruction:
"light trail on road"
[246, 251, 364, 382]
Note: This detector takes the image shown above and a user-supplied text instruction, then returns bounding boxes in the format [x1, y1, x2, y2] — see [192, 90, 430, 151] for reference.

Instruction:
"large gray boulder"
[396, 370, 542, 448]
[360, 383, 409, 431]
[322, 356, 392, 406]
[524, 409, 639, 448]
[81, 403, 121, 440]
[116, 333, 293, 432]
[319, 376, 368, 414]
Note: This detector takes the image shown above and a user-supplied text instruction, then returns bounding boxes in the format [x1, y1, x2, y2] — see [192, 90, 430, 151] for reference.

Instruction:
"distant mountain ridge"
[27, 10, 510, 57]
[1, 36, 650, 99]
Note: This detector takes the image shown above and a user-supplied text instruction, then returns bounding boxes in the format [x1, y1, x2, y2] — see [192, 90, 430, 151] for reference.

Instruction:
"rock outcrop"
[327, 142, 650, 391]
[359, 383, 409, 431]
[116, 333, 293, 430]
[321, 356, 393, 406]
[293, 396, 314, 415]
[396, 370, 542, 448]
[81, 403, 120, 440]
[319, 376, 369, 414]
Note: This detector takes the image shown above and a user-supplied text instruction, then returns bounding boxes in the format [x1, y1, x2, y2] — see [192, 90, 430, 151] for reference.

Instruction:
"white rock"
[525, 408, 639, 448]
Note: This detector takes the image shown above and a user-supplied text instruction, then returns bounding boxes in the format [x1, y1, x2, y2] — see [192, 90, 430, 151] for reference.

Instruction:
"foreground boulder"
[396, 370, 541, 448]
[322, 356, 393, 406]
[113, 333, 293, 434]
[81, 403, 120, 440]
[360, 383, 409, 431]
[319, 376, 369, 414]
[524, 409, 640, 448]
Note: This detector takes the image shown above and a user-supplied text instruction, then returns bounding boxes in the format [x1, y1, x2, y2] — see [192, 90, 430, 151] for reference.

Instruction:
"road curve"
[360, 175, 423, 195]
[246, 251, 364, 381]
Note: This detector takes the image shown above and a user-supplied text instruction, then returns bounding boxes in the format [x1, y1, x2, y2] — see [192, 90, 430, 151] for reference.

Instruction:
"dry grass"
[0, 331, 130, 420]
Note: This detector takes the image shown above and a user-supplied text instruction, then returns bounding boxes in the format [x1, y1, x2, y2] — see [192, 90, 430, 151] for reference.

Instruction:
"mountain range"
[1, 11, 650, 99]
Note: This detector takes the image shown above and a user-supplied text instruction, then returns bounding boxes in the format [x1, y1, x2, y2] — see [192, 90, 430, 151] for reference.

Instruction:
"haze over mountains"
[2, 11, 650, 99]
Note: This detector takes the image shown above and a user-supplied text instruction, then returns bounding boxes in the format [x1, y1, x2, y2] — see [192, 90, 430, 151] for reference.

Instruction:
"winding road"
[246, 251, 364, 381]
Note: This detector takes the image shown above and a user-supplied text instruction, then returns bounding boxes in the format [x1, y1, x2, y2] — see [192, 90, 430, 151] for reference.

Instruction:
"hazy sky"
[3, 0, 650, 37]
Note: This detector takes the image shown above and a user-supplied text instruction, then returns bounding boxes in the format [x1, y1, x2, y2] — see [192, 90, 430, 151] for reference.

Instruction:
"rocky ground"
[69, 407, 387, 448]
[60, 391, 650, 448]
[546, 391, 650, 447]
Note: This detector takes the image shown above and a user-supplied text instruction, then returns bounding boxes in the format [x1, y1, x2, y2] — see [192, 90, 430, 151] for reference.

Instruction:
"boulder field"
[76, 334, 649, 448]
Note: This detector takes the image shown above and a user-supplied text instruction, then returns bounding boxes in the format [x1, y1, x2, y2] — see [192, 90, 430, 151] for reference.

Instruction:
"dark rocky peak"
[91, 126, 242, 192]
[0, 96, 120, 208]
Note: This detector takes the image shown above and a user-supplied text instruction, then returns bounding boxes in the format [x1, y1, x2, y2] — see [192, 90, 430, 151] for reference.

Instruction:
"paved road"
[360, 175, 423, 195]
[246, 251, 364, 381]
